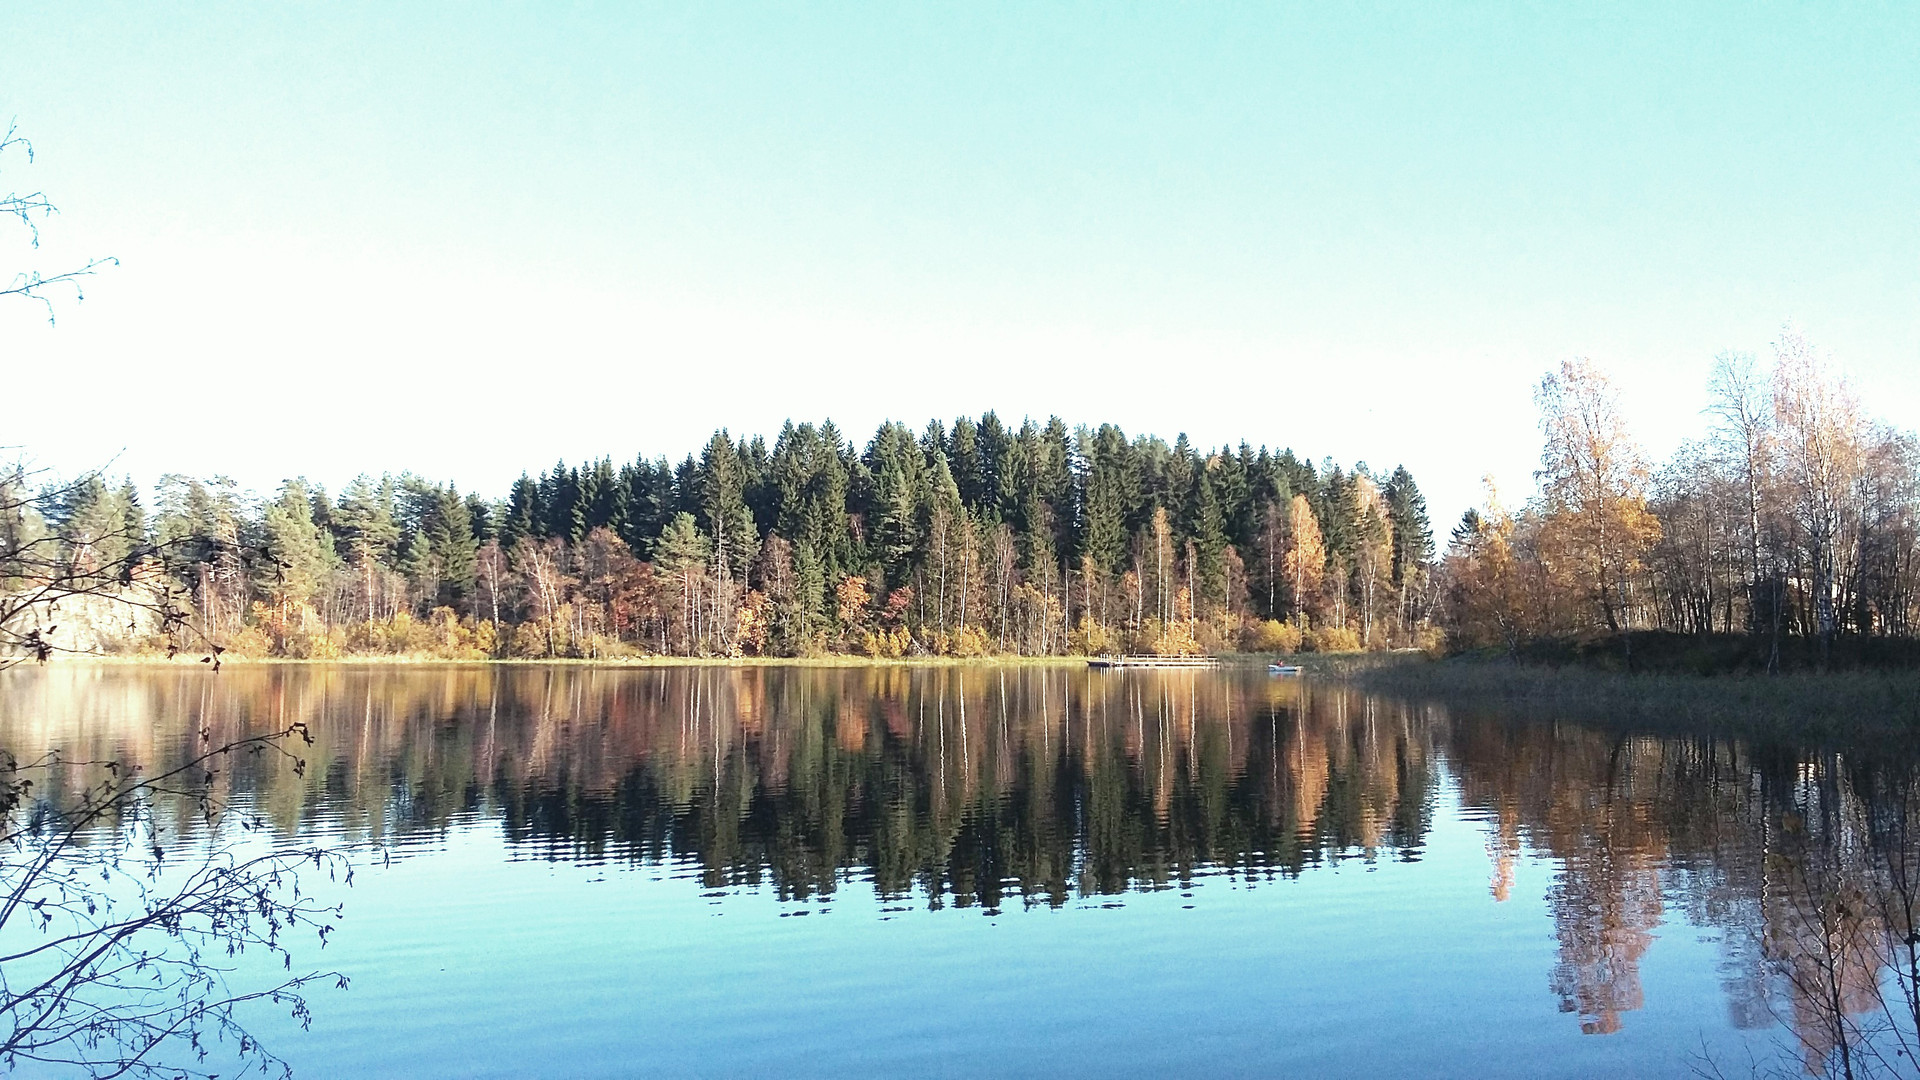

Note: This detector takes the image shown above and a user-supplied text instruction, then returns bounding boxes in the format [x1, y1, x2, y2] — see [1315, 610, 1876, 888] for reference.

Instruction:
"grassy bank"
[1350, 654, 1920, 748]
[33, 652, 1097, 669]
[1474, 630, 1920, 675]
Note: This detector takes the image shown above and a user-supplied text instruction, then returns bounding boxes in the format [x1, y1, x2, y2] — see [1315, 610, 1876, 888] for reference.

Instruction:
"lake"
[3, 663, 1916, 1078]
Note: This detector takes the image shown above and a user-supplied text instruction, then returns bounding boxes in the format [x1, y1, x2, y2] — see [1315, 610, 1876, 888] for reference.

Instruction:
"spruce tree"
[501, 475, 538, 550]
[698, 432, 759, 581]
[1384, 465, 1434, 589]
[948, 415, 983, 510]
[434, 486, 478, 606]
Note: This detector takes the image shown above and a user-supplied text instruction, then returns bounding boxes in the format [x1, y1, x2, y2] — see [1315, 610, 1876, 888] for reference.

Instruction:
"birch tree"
[1533, 357, 1661, 632]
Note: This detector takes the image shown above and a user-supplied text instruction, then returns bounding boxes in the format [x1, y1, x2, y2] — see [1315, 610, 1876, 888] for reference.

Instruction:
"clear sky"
[4, 2, 1917, 525]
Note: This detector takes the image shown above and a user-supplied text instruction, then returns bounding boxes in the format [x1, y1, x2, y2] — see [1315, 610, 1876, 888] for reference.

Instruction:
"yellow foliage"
[1413, 624, 1448, 656]
[953, 625, 991, 657]
[735, 590, 772, 655]
[835, 574, 872, 627]
[861, 627, 912, 658]
[283, 628, 342, 659]
[224, 624, 273, 658]
[1307, 626, 1362, 653]
[509, 621, 552, 658]
[1249, 619, 1303, 653]
[1070, 615, 1116, 655]
[1283, 495, 1326, 618]
[1150, 593, 1203, 656]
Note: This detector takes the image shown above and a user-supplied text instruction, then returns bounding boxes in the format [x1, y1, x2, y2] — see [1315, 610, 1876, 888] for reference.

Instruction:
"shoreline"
[7, 651, 1395, 672]
[21, 654, 1088, 669]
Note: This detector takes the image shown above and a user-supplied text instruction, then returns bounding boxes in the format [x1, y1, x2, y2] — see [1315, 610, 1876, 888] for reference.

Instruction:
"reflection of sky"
[246, 773, 1778, 1079]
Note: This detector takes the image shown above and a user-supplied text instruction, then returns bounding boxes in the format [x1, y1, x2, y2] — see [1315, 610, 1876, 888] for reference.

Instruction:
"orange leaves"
[835, 574, 872, 628]
[880, 586, 914, 629]
[734, 590, 772, 656]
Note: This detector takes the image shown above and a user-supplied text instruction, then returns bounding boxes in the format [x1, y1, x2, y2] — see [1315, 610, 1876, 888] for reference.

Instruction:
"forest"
[4, 326, 1917, 664]
[3, 416, 1434, 659]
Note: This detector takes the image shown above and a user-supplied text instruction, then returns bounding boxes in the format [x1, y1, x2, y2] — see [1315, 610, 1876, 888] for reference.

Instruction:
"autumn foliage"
[1441, 331, 1920, 660]
[7, 415, 1445, 661]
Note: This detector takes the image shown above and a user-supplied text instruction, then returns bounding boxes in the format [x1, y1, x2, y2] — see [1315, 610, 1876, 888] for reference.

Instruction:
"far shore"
[11, 651, 1412, 672]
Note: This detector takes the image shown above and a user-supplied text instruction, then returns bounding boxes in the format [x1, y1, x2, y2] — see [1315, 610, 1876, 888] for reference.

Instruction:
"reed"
[1350, 655, 1920, 748]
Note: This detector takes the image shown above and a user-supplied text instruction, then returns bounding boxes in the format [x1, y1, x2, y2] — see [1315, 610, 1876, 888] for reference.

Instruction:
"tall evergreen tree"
[1192, 462, 1227, 608]
[1383, 465, 1434, 589]
[949, 415, 984, 510]
[1078, 425, 1134, 575]
[698, 432, 759, 581]
[500, 474, 538, 550]
[433, 485, 478, 607]
[977, 411, 1012, 516]
[335, 475, 399, 568]
[866, 423, 924, 589]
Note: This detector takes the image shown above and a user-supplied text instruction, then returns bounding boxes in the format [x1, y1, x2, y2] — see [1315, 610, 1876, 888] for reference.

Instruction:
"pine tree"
[1078, 424, 1135, 576]
[465, 493, 494, 544]
[335, 476, 399, 568]
[257, 479, 334, 613]
[1038, 417, 1076, 559]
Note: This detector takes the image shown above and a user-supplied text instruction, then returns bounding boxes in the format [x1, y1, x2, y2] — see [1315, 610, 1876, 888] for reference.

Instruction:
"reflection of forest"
[6, 666, 1920, 1070]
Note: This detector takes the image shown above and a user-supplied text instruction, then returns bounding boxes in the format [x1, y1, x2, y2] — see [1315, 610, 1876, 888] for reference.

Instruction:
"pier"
[1086, 655, 1221, 669]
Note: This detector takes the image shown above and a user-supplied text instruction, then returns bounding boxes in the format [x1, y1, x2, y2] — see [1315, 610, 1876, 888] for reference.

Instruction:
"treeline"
[11, 415, 1435, 659]
[1442, 326, 1920, 664]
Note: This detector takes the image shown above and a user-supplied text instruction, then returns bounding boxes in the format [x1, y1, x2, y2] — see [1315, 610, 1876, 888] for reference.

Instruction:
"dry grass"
[1349, 655, 1920, 748]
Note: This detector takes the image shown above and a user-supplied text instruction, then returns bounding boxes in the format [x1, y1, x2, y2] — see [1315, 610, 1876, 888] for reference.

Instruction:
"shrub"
[509, 621, 554, 658]
[1070, 616, 1117, 656]
[1413, 625, 1447, 657]
[223, 624, 273, 659]
[1307, 626, 1362, 653]
[1249, 619, 1303, 653]
[954, 626, 991, 657]
[861, 628, 910, 658]
[283, 628, 342, 659]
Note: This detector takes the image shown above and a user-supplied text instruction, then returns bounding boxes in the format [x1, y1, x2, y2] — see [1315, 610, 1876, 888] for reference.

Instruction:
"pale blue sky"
[4, 2, 1917, 522]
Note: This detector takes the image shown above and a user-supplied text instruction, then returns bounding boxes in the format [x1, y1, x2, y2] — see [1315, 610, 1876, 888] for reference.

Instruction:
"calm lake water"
[4, 663, 1918, 1078]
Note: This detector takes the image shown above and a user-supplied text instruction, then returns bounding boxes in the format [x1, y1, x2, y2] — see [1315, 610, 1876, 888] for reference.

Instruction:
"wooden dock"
[1086, 655, 1222, 670]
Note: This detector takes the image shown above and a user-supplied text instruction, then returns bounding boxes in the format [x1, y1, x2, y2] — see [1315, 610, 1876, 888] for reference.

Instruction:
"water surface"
[4, 663, 1916, 1078]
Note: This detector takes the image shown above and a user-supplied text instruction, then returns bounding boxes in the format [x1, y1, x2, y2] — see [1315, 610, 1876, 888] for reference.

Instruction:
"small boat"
[1267, 664, 1302, 676]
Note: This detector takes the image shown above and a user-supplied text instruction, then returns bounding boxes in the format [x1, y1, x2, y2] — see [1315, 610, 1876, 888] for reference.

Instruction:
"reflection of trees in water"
[1452, 715, 1920, 1075]
[0, 667, 1437, 911]
[1450, 720, 1669, 1035]
[482, 668, 1440, 910]
[12, 666, 1920, 1072]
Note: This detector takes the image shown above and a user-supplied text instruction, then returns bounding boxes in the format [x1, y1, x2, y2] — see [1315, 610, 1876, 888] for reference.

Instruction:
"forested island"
[4, 329, 1917, 666]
